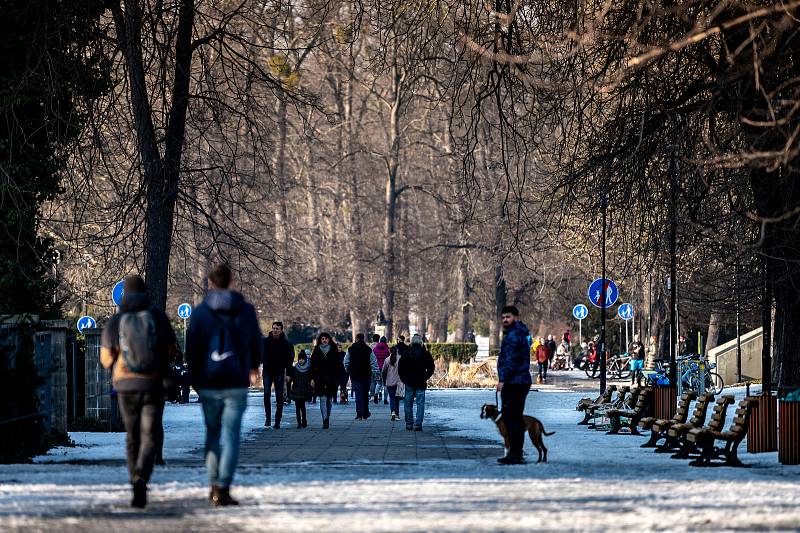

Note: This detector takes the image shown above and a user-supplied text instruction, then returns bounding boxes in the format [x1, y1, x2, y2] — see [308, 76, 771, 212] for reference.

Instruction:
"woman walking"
[382, 346, 403, 420]
[310, 332, 342, 429]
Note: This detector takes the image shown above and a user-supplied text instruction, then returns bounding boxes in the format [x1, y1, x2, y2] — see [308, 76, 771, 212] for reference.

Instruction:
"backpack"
[205, 309, 243, 383]
[119, 310, 159, 373]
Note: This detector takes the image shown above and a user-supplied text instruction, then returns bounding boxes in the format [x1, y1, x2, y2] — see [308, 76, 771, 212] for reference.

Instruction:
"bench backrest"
[633, 387, 652, 413]
[724, 398, 757, 440]
[707, 395, 736, 432]
[613, 386, 630, 407]
[672, 391, 698, 423]
[600, 386, 616, 404]
[687, 394, 714, 426]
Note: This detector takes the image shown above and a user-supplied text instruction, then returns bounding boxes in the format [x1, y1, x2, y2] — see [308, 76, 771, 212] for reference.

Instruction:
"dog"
[480, 403, 554, 463]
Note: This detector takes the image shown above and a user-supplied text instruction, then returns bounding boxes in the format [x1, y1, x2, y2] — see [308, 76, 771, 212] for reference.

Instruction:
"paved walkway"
[239, 396, 497, 465]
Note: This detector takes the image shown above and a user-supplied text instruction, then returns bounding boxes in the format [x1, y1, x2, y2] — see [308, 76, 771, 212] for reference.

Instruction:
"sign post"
[76, 315, 96, 333]
[572, 304, 588, 345]
[588, 277, 618, 393]
[177, 303, 192, 352]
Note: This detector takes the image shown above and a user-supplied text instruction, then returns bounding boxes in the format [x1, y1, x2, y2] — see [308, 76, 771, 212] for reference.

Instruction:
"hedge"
[291, 342, 477, 363]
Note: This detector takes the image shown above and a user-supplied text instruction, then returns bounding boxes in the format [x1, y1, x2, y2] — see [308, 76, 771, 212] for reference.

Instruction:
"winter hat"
[411, 334, 423, 345]
[379, 336, 388, 344]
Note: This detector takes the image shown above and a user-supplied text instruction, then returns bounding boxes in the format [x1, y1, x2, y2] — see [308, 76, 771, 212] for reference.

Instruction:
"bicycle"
[680, 356, 724, 394]
[584, 353, 631, 380]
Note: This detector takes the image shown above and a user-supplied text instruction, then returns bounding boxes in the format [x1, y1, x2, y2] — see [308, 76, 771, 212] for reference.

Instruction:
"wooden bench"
[653, 393, 717, 454]
[669, 395, 735, 459]
[577, 385, 616, 425]
[638, 391, 698, 448]
[606, 387, 653, 435]
[687, 398, 757, 467]
[587, 387, 632, 429]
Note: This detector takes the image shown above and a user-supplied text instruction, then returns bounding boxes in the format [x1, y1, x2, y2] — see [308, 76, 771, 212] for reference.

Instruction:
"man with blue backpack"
[186, 264, 262, 507]
[100, 275, 178, 508]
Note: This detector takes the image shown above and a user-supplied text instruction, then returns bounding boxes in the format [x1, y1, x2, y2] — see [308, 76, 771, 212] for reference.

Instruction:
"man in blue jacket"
[496, 305, 532, 464]
[186, 264, 262, 506]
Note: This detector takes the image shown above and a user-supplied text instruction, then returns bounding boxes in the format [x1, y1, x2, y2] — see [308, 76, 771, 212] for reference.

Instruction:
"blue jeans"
[199, 388, 248, 489]
[387, 385, 400, 414]
[404, 386, 426, 428]
[352, 379, 371, 418]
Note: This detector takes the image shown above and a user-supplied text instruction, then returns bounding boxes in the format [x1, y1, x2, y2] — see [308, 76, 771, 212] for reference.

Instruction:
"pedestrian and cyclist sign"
[76, 316, 96, 332]
[177, 303, 192, 320]
[618, 303, 634, 320]
[572, 304, 588, 320]
[112, 280, 124, 306]
[588, 278, 619, 309]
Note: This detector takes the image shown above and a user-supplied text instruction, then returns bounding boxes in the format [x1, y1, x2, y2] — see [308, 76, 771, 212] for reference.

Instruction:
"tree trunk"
[382, 66, 402, 341]
[453, 249, 472, 342]
[491, 262, 507, 349]
[113, 0, 194, 310]
[704, 308, 722, 355]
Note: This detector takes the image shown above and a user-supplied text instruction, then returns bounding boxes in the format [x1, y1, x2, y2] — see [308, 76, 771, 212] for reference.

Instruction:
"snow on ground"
[2, 386, 800, 532]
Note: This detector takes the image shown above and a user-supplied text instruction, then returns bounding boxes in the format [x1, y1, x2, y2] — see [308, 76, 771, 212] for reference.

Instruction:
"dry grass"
[430, 357, 497, 388]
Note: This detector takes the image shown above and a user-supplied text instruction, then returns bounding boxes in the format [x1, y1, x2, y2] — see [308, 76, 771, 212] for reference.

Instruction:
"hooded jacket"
[372, 341, 390, 370]
[262, 332, 294, 376]
[100, 293, 177, 393]
[498, 320, 532, 385]
[289, 358, 312, 401]
[186, 289, 262, 389]
[397, 343, 435, 390]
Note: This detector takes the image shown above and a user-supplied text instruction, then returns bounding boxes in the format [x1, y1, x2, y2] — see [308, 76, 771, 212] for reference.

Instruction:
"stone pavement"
[239, 395, 497, 465]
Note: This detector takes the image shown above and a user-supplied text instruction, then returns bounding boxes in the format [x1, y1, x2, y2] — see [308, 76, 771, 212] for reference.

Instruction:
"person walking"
[289, 350, 311, 428]
[261, 321, 294, 429]
[496, 305, 532, 465]
[629, 334, 646, 385]
[186, 264, 262, 507]
[545, 334, 557, 367]
[100, 275, 177, 508]
[309, 332, 341, 429]
[535, 337, 550, 384]
[397, 334, 435, 431]
[393, 335, 410, 357]
[372, 336, 391, 404]
[382, 346, 403, 420]
[344, 333, 377, 420]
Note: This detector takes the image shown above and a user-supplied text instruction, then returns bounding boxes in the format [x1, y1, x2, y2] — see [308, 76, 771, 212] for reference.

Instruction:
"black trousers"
[501, 384, 530, 457]
[263, 372, 285, 423]
[118, 391, 164, 484]
[295, 401, 307, 425]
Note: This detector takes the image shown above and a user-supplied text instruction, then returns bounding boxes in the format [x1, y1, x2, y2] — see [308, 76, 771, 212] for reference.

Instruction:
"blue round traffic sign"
[112, 280, 124, 306]
[572, 304, 589, 320]
[588, 278, 619, 309]
[618, 303, 634, 320]
[77, 315, 96, 332]
[177, 303, 192, 320]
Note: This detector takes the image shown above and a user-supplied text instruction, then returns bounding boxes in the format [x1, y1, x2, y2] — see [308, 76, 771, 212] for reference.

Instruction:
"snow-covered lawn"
[1, 387, 799, 531]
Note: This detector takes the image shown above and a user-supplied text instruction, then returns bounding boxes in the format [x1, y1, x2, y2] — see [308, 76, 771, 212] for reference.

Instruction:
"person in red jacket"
[372, 336, 391, 404]
[535, 337, 551, 384]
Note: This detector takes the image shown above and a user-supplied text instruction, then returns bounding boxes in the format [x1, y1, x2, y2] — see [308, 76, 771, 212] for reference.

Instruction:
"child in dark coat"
[290, 351, 312, 428]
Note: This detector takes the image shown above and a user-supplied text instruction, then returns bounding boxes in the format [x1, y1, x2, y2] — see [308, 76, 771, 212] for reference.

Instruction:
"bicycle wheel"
[706, 372, 724, 394]
[618, 363, 631, 380]
[585, 361, 599, 379]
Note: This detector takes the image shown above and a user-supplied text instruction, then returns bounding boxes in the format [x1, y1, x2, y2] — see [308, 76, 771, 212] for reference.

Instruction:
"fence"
[0, 318, 69, 434]
[83, 329, 119, 426]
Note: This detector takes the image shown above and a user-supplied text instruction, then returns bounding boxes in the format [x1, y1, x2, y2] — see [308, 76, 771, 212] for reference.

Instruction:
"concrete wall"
[708, 327, 763, 386]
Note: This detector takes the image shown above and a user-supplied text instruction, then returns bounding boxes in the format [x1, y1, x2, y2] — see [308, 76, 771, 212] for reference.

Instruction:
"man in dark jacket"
[261, 321, 293, 428]
[186, 264, 261, 507]
[101, 275, 177, 508]
[496, 305, 532, 464]
[393, 335, 410, 357]
[344, 333, 377, 420]
[397, 334, 435, 431]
